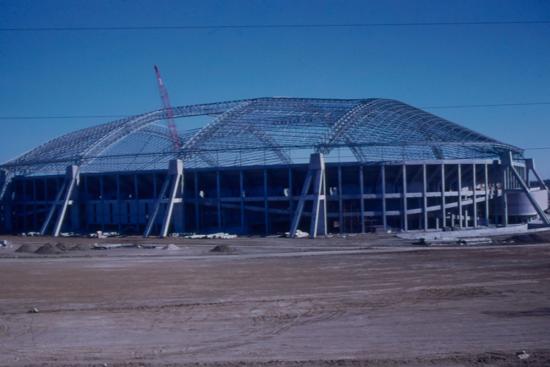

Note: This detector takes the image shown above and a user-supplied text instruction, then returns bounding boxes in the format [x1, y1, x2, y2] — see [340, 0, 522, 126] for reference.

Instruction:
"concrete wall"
[507, 189, 549, 216]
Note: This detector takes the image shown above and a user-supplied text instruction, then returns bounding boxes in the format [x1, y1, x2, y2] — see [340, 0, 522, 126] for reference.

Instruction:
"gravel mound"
[55, 243, 73, 251]
[15, 244, 40, 253]
[35, 243, 64, 255]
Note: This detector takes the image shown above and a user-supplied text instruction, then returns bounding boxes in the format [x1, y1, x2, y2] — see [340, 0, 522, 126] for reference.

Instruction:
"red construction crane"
[153, 65, 182, 152]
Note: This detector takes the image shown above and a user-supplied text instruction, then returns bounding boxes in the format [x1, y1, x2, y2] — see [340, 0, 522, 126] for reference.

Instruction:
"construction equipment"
[153, 65, 182, 152]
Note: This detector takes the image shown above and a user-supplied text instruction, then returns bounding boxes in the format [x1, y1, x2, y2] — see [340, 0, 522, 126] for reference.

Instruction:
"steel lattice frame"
[1, 97, 523, 176]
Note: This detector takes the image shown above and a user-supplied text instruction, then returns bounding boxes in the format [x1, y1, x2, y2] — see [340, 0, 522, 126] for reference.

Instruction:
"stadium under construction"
[0, 97, 548, 238]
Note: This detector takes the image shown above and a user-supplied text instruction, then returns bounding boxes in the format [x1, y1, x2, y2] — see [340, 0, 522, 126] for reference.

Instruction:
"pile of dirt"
[210, 244, 237, 254]
[34, 243, 64, 255]
[55, 243, 73, 251]
[15, 244, 40, 253]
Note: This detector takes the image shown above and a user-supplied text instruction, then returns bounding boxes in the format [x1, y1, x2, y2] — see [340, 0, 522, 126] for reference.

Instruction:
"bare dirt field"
[1, 234, 549, 366]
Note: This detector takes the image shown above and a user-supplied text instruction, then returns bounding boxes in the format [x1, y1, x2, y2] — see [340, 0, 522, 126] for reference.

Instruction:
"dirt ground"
[0, 234, 549, 366]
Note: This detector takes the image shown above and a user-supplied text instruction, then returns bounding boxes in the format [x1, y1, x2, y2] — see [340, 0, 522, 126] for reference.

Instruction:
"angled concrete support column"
[0, 169, 12, 233]
[504, 153, 550, 226]
[40, 165, 80, 237]
[289, 153, 327, 238]
[0, 170, 8, 202]
[526, 158, 549, 191]
[144, 159, 184, 238]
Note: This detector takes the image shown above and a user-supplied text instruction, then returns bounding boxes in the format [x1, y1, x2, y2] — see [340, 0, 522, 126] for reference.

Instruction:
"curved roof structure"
[2, 97, 522, 175]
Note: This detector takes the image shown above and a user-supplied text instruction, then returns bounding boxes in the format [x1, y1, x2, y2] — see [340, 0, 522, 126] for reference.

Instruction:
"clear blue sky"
[1, 0, 550, 176]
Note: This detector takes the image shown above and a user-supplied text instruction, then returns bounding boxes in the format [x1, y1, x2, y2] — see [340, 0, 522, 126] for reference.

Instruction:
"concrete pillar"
[21, 180, 27, 230]
[381, 165, 387, 230]
[484, 164, 490, 226]
[194, 172, 200, 232]
[338, 166, 344, 234]
[240, 169, 245, 233]
[0, 170, 12, 233]
[0, 170, 6, 201]
[290, 153, 327, 238]
[40, 165, 79, 236]
[526, 158, 549, 191]
[288, 167, 294, 227]
[69, 180, 80, 232]
[52, 165, 80, 237]
[116, 175, 121, 232]
[144, 159, 184, 238]
[472, 164, 478, 228]
[133, 174, 139, 231]
[216, 170, 222, 229]
[99, 175, 105, 231]
[441, 164, 446, 229]
[174, 171, 185, 234]
[502, 163, 509, 226]
[457, 164, 463, 228]
[402, 164, 408, 231]
[337, 165, 344, 234]
[309, 154, 327, 237]
[263, 168, 269, 235]
[422, 164, 428, 230]
[161, 159, 184, 237]
[505, 152, 549, 226]
[359, 166, 365, 233]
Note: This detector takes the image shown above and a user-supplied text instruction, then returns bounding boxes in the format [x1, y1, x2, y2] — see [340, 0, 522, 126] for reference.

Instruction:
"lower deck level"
[0, 155, 547, 237]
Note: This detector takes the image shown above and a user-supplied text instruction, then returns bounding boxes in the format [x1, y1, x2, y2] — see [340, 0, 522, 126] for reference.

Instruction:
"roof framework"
[1, 97, 522, 176]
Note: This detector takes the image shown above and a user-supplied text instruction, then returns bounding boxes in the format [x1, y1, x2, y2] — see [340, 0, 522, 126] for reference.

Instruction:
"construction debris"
[284, 229, 309, 238]
[414, 236, 493, 246]
[516, 351, 530, 360]
[60, 232, 78, 237]
[89, 231, 120, 239]
[21, 232, 41, 237]
[458, 237, 493, 246]
[182, 233, 237, 239]
[92, 243, 135, 250]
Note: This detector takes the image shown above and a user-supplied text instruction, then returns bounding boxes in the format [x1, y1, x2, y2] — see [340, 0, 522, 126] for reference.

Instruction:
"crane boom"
[154, 65, 182, 151]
